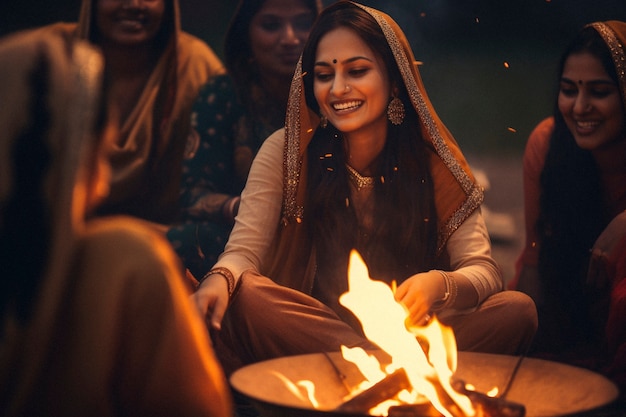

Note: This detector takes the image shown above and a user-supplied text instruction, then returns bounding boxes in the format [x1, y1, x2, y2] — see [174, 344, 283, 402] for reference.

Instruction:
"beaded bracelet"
[198, 267, 236, 299]
[431, 270, 457, 311]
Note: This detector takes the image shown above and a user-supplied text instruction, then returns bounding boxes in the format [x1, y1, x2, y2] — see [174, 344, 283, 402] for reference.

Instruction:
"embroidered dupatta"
[264, 2, 483, 293]
[588, 21, 626, 108]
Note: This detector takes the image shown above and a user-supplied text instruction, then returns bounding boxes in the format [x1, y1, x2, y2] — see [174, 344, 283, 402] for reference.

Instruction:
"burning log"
[334, 368, 525, 417]
[335, 368, 412, 413]
[451, 380, 525, 417]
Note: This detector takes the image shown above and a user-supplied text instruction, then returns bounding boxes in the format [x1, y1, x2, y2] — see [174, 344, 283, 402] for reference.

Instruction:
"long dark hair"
[224, 0, 321, 110]
[536, 26, 620, 351]
[301, 2, 437, 287]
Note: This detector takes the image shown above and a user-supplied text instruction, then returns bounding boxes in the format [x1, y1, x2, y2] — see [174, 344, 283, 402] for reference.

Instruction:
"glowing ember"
[338, 250, 476, 416]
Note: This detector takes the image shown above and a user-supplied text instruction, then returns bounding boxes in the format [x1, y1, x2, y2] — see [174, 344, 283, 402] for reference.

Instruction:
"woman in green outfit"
[168, 0, 321, 277]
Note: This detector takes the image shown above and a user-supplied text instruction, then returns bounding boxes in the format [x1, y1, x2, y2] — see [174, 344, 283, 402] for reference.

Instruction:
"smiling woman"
[16, 0, 226, 226]
[512, 20, 626, 400]
[82, 0, 226, 224]
[191, 1, 537, 384]
[92, 0, 170, 125]
[167, 0, 322, 278]
[249, 0, 316, 81]
[95, 0, 166, 47]
[313, 26, 391, 166]
[558, 52, 623, 151]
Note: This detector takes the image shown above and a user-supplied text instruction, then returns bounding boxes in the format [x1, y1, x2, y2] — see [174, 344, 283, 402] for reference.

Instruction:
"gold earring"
[387, 96, 405, 125]
[320, 114, 328, 129]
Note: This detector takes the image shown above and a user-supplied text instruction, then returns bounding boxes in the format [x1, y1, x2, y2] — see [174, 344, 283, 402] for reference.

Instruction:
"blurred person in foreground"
[0, 30, 231, 416]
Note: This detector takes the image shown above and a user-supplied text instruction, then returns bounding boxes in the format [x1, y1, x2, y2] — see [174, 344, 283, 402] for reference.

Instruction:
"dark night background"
[2, 0, 625, 153]
[1, 1, 625, 281]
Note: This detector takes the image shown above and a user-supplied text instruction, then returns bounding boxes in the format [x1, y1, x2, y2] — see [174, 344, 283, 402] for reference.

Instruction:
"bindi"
[332, 59, 337, 64]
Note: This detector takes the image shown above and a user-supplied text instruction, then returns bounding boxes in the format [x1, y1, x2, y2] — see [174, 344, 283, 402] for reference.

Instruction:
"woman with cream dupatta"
[0, 31, 231, 416]
[37, 0, 225, 224]
[193, 1, 537, 374]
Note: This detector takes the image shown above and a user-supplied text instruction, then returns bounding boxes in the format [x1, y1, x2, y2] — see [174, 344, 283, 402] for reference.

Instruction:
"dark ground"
[467, 153, 524, 287]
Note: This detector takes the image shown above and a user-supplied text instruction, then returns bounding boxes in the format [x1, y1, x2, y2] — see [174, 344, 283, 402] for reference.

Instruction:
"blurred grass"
[179, 0, 577, 156]
[3, 0, 623, 157]
[417, 40, 560, 156]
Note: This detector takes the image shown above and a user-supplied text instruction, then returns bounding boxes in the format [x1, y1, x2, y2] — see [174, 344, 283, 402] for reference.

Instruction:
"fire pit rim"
[229, 350, 619, 417]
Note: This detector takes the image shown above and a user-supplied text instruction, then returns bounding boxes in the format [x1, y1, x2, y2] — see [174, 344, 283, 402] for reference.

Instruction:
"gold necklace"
[345, 163, 375, 191]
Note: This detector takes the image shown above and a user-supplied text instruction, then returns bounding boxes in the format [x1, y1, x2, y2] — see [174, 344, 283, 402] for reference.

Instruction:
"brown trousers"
[214, 271, 538, 375]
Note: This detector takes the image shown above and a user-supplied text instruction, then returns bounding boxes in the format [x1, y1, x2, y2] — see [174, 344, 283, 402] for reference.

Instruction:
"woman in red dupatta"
[512, 21, 626, 399]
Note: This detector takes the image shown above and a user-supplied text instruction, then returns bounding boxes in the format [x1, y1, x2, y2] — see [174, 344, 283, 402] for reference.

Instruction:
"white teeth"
[333, 100, 362, 111]
[576, 120, 598, 128]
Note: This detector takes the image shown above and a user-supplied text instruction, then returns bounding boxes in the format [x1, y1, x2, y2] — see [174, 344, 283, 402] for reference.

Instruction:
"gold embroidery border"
[589, 22, 626, 110]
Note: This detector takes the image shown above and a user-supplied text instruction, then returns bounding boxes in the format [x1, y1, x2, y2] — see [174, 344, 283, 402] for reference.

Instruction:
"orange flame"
[339, 250, 475, 416]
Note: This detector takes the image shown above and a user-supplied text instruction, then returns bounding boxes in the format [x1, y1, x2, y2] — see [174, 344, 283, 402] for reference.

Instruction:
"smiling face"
[313, 26, 391, 141]
[96, 0, 166, 47]
[249, 0, 316, 80]
[558, 51, 625, 152]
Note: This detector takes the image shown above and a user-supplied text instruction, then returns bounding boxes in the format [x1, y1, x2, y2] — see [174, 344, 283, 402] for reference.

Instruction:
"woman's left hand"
[394, 270, 446, 325]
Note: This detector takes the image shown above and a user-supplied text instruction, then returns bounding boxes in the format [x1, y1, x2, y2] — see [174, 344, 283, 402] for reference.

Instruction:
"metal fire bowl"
[230, 350, 619, 417]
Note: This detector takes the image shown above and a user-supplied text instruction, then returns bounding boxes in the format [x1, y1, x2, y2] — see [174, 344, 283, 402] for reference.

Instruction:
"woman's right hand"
[191, 274, 230, 330]
[394, 270, 446, 325]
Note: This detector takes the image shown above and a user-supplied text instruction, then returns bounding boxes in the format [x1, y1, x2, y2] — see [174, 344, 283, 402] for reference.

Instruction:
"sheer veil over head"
[266, 1, 483, 290]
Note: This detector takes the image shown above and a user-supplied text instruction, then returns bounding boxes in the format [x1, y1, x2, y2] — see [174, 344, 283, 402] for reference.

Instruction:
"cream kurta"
[216, 129, 502, 310]
[202, 3, 537, 375]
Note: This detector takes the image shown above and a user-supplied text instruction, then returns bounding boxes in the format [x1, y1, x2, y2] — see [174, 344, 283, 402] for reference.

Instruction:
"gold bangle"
[439, 270, 451, 303]
[431, 270, 457, 311]
[448, 272, 458, 308]
[198, 267, 236, 298]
